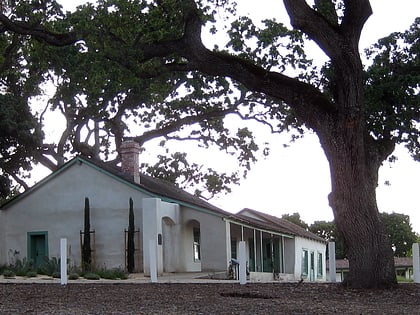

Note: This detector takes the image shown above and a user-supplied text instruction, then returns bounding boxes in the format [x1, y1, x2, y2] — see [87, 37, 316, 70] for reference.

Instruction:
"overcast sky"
[51, 0, 420, 233]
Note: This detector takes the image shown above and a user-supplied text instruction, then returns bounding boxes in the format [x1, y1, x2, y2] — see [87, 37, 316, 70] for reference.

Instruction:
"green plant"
[13, 258, 34, 276]
[97, 268, 128, 280]
[26, 271, 37, 278]
[84, 272, 100, 280]
[38, 257, 60, 276]
[52, 271, 61, 278]
[68, 272, 79, 280]
[3, 269, 15, 278]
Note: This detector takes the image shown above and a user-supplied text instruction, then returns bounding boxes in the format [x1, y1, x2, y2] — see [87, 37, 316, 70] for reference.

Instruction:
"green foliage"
[26, 270, 38, 278]
[364, 18, 420, 160]
[282, 213, 309, 230]
[381, 212, 418, 257]
[12, 258, 35, 276]
[309, 220, 347, 259]
[38, 257, 60, 276]
[83, 272, 100, 280]
[96, 268, 128, 280]
[2, 269, 16, 278]
[68, 272, 80, 280]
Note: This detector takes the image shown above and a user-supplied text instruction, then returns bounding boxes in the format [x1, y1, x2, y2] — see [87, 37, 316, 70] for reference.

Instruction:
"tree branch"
[0, 13, 78, 46]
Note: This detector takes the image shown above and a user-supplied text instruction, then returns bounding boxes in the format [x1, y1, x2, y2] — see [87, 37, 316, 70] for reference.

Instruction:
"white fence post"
[413, 243, 420, 283]
[238, 241, 247, 285]
[328, 242, 336, 283]
[60, 238, 68, 285]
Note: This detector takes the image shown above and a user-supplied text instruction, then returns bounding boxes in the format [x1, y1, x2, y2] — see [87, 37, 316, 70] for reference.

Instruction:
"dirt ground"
[0, 282, 419, 314]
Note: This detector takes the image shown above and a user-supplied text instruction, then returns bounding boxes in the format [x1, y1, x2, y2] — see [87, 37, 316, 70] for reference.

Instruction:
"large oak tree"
[0, 0, 419, 288]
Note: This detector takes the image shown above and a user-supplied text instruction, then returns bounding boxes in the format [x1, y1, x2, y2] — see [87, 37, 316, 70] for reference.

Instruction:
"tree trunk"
[316, 60, 397, 287]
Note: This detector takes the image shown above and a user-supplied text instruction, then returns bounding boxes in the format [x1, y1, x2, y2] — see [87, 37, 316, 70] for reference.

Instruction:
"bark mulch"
[0, 282, 419, 314]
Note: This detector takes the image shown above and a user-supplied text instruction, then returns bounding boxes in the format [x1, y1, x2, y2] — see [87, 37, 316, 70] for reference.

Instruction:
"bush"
[68, 273, 79, 280]
[97, 268, 128, 280]
[38, 257, 60, 276]
[13, 258, 35, 276]
[3, 269, 16, 278]
[26, 271, 38, 278]
[84, 272, 100, 280]
[52, 271, 61, 278]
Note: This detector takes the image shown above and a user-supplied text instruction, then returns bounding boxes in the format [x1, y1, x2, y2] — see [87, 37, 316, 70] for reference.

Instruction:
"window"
[301, 249, 309, 278]
[317, 252, 323, 278]
[231, 239, 237, 259]
[193, 228, 200, 261]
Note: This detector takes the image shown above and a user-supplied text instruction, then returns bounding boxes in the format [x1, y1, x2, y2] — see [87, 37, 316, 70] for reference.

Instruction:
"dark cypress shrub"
[82, 197, 92, 272]
[127, 197, 135, 273]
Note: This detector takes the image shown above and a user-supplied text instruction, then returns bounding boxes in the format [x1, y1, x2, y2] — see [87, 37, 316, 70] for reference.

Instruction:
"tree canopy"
[0, 0, 419, 288]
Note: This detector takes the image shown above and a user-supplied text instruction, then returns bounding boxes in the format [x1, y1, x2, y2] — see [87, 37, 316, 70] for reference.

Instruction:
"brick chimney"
[120, 140, 141, 184]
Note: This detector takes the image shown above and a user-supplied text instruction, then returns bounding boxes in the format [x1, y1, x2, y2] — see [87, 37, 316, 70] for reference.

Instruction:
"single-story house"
[0, 140, 326, 281]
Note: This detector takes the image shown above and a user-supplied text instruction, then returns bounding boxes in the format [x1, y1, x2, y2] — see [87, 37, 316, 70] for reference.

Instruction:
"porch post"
[260, 230, 263, 272]
[253, 229, 257, 272]
[413, 243, 420, 283]
[238, 241, 247, 285]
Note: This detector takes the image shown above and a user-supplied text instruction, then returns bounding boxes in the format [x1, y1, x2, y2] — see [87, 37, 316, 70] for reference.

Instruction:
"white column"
[328, 242, 336, 283]
[238, 241, 247, 285]
[150, 239, 158, 283]
[142, 198, 160, 276]
[413, 243, 420, 283]
[60, 238, 67, 285]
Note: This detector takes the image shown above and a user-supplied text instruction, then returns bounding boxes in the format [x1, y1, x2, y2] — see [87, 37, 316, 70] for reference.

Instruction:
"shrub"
[3, 269, 16, 278]
[97, 268, 128, 280]
[26, 271, 38, 278]
[38, 257, 60, 276]
[13, 258, 34, 276]
[52, 271, 61, 278]
[84, 272, 100, 280]
[68, 273, 79, 280]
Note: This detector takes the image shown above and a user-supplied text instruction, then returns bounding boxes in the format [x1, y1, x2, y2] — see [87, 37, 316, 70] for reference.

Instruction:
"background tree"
[309, 220, 347, 259]
[82, 197, 92, 272]
[380, 212, 418, 257]
[281, 213, 309, 230]
[1, 0, 419, 288]
[127, 197, 135, 273]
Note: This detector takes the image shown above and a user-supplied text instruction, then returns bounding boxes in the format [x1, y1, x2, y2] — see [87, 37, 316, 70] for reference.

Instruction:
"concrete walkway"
[0, 272, 240, 284]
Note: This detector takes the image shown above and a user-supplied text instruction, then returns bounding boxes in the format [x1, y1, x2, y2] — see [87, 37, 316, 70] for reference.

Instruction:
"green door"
[262, 238, 272, 272]
[28, 232, 48, 268]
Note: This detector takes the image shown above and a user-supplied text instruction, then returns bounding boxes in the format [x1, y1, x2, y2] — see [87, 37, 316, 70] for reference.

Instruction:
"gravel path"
[1, 282, 419, 314]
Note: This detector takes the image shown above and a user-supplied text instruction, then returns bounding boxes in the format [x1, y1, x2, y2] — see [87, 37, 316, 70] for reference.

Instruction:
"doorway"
[27, 231, 48, 268]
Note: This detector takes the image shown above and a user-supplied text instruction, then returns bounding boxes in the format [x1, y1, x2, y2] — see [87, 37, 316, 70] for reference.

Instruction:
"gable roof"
[0, 156, 231, 217]
[236, 208, 326, 243]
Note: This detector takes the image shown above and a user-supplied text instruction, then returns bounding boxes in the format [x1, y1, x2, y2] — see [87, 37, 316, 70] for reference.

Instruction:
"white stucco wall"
[294, 237, 326, 281]
[0, 162, 147, 270]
